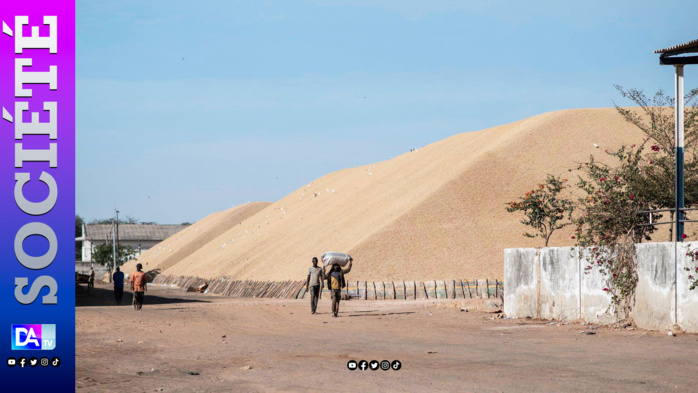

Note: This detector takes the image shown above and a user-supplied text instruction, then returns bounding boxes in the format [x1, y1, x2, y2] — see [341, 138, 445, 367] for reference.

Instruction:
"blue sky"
[76, 0, 697, 223]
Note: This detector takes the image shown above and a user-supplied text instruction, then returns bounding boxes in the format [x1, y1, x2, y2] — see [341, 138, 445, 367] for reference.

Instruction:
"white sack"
[321, 252, 352, 267]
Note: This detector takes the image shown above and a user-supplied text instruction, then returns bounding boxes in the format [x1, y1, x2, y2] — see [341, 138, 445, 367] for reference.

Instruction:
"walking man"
[113, 266, 125, 305]
[129, 263, 148, 311]
[325, 260, 352, 317]
[305, 257, 324, 314]
[88, 266, 95, 293]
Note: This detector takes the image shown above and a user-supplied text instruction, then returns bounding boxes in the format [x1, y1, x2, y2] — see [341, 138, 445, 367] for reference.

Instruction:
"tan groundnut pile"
[123, 202, 270, 274]
[138, 108, 680, 281]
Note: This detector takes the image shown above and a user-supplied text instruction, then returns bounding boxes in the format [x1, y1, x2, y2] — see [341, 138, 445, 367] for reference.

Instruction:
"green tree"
[506, 174, 575, 247]
[614, 86, 698, 240]
[89, 218, 113, 225]
[89, 216, 139, 224]
[614, 86, 698, 157]
[573, 144, 658, 313]
[123, 215, 139, 224]
[91, 243, 136, 271]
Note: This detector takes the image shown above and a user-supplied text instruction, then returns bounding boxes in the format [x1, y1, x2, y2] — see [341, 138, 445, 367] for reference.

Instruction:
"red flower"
[682, 234, 687, 239]
[571, 236, 576, 239]
[612, 273, 617, 277]
[614, 176, 619, 181]
[602, 288, 609, 292]
[650, 161, 654, 165]
[651, 145, 660, 152]
[630, 194, 634, 200]
[600, 177, 606, 182]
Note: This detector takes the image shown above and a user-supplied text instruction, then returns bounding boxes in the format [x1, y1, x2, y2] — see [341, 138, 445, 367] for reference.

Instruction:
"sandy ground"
[77, 283, 698, 392]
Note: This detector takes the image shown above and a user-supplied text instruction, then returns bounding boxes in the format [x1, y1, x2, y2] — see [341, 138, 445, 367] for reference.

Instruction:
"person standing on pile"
[129, 263, 148, 311]
[113, 266, 125, 305]
[305, 257, 324, 314]
[325, 260, 352, 317]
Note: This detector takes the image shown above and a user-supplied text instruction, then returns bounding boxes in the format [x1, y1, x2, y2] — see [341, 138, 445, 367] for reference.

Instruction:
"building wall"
[504, 241, 698, 332]
[81, 239, 92, 262]
[75, 261, 109, 277]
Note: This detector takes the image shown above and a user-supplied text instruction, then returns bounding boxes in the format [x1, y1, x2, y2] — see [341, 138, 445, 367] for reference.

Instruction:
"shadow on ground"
[76, 285, 209, 307]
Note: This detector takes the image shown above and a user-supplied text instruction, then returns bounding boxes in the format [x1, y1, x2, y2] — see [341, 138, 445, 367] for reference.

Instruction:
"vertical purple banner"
[0, 1, 75, 390]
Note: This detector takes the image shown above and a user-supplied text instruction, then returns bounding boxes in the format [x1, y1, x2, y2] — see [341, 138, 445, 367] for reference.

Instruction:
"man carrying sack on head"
[325, 259, 352, 317]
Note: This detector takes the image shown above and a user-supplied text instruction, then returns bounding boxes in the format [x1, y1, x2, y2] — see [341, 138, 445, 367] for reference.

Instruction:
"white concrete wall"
[677, 243, 698, 332]
[503, 248, 539, 318]
[81, 239, 93, 262]
[504, 241, 698, 332]
[633, 242, 674, 330]
[75, 261, 109, 277]
[539, 247, 580, 321]
[578, 247, 616, 323]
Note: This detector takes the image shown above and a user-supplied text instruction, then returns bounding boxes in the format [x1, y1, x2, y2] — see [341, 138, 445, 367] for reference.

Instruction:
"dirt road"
[77, 283, 698, 392]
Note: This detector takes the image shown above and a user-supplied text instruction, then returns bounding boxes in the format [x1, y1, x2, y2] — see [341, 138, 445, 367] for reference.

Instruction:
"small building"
[76, 224, 188, 262]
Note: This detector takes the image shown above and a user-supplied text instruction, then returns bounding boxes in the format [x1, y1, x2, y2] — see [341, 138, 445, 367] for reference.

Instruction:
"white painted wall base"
[504, 241, 698, 332]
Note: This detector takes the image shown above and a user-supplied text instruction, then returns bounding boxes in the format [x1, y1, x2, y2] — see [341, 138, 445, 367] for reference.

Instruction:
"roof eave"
[659, 54, 698, 66]
[655, 38, 698, 56]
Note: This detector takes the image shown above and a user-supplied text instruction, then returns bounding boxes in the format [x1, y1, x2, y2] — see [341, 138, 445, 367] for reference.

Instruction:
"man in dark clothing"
[88, 267, 95, 293]
[325, 260, 352, 317]
[113, 266, 125, 305]
[305, 257, 324, 314]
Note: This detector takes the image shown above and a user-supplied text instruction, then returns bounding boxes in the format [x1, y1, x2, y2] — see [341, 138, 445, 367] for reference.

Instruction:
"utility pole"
[111, 218, 116, 283]
[115, 209, 120, 266]
[656, 39, 698, 327]
[675, 65, 685, 242]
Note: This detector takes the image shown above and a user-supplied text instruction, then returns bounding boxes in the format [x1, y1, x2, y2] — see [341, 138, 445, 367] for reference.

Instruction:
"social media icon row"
[347, 360, 401, 371]
[7, 357, 59, 368]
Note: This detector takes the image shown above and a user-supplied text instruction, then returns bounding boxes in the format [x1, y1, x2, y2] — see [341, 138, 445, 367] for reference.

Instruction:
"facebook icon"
[11, 324, 56, 350]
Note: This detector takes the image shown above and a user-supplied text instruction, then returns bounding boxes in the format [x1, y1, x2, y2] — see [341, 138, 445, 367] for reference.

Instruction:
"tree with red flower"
[506, 175, 574, 247]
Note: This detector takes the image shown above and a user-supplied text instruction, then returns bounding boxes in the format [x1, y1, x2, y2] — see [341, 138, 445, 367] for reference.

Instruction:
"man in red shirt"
[129, 263, 148, 311]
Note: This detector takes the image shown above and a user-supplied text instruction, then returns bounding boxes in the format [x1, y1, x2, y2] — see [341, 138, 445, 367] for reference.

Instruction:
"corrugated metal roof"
[655, 38, 698, 55]
[84, 224, 188, 242]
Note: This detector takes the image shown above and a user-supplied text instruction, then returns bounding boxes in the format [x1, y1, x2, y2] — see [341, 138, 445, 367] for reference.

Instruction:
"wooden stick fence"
[151, 275, 504, 300]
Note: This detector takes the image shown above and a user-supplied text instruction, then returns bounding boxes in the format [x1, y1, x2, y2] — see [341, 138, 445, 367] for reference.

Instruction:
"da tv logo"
[11, 325, 56, 350]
